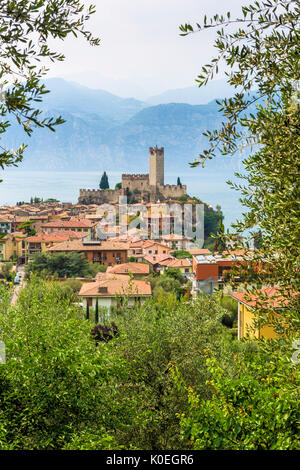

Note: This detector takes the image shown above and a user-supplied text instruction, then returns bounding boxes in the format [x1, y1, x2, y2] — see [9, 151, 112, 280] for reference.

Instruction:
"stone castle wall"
[78, 147, 187, 204]
[78, 188, 124, 205]
[158, 184, 187, 199]
[122, 174, 149, 192]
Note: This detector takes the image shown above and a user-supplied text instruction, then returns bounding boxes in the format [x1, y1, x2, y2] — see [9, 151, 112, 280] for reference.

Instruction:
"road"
[10, 265, 26, 305]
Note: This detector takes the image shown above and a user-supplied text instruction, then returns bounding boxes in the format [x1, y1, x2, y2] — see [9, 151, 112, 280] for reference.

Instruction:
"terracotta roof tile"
[47, 240, 129, 252]
[107, 262, 150, 275]
[231, 287, 298, 309]
[78, 278, 151, 297]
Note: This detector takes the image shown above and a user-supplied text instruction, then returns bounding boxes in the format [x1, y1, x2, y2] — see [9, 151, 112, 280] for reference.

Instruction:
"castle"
[78, 147, 187, 204]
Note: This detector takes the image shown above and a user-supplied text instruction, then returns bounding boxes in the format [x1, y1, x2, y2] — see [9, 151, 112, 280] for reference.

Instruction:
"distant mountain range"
[146, 79, 235, 106]
[3, 78, 243, 172]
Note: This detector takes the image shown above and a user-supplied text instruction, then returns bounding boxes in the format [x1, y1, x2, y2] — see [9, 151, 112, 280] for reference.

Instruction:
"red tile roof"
[107, 262, 150, 275]
[47, 240, 129, 252]
[78, 278, 151, 297]
[42, 217, 97, 229]
[231, 287, 297, 309]
[143, 254, 175, 265]
[160, 258, 191, 268]
[27, 231, 88, 243]
[188, 248, 211, 255]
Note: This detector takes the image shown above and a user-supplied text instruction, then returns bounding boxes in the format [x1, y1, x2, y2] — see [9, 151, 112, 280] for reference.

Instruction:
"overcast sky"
[48, 0, 247, 97]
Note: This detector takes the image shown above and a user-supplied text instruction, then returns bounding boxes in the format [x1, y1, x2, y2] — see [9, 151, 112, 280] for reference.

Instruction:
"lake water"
[0, 167, 244, 229]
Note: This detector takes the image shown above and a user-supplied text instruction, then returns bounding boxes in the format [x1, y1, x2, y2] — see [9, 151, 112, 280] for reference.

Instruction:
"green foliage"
[0, 279, 133, 449]
[17, 220, 36, 236]
[95, 299, 99, 324]
[44, 198, 60, 203]
[150, 274, 181, 298]
[115, 182, 122, 190]
[99, 171, 109, 190]
[177, 177, 182, 187]
[27, 252, 94, 278]
[0, 0, 99, 176]
[179, 345, 300, 450]
[87, 263, 107, 277]
[108, 294, 232, 449]
[60, 279, 83, 293]
[171, 250, 192, 259]
[0, 262, 13, 281]
[165, 267, 186, 285]
[180, 0, 300, 313]
[0, 279, 233, 450]
[177, 2, 300, 450]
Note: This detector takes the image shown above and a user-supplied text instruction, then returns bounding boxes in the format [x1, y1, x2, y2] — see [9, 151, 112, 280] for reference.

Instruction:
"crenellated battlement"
[149, 146, 164, 156]
[157, 184, 187, 191]
[78, 147, 187, 204]
[122, 174, 149, 181]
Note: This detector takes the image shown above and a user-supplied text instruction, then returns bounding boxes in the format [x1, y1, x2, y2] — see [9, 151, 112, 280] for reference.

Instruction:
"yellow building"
[0, 232, 26, 261]
[159, 257, 192, 276]
[231, 287, 296, 340]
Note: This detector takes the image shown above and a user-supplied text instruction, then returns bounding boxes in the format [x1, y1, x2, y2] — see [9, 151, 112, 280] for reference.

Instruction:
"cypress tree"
[99, 171, 109, 190]
[95, 298, 99, 324]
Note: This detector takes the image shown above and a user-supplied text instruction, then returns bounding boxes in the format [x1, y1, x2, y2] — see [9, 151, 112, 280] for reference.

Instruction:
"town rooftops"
[107, 262, 150, 275]
[159, 258, 191, 268]
[47, 240, 129, 252]
[26, 231, 88, 243]
[187, 248, 211, 256]
[41, 217, 97, 228]
[78, 278, 152, 297]
[143, 254, 175, 265]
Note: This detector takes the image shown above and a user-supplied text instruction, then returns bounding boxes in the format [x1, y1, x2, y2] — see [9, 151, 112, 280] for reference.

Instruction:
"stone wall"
[122, 174, 149, 192]
[158, 184, 187, 200]
[78, 188, 124, 205]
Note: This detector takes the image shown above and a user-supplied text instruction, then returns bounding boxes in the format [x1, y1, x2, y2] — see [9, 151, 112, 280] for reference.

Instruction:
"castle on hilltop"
[78, 147, 187, 204]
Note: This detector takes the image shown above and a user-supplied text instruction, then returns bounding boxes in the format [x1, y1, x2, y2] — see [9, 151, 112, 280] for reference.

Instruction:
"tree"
[17, 220, 36, 237]
[99, 171, 109, 190]
[178, 347, 300, 450]
[0, 0, 99, 178]
[180, 0, 299, 322]
[171, 250, 192, 259]
[115, 182, 122, 190]
[27, 252, 93, 278]
[0, 262, 13, 281]
[177, 0, 300, 450]
[95, 298, 99, 324]
[177, 177, 182, 187]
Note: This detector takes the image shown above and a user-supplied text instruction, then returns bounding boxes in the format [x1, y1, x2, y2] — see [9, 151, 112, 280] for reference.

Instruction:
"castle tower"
[149, 146, 164, 187]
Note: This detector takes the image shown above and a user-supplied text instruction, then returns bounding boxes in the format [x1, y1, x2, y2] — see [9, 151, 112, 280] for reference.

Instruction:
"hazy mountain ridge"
[2, 78, 242, 172]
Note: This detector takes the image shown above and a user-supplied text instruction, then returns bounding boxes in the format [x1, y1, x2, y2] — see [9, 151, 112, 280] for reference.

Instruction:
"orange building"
[47, 240, 129, 266]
